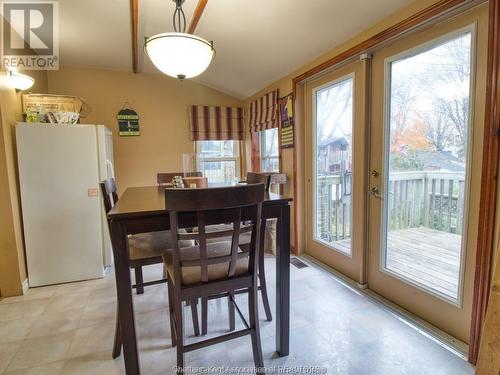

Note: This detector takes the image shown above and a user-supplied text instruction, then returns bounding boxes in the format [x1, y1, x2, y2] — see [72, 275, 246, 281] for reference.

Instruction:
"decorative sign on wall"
[279, 93, 294, 148]
[117, 101, 140, 136]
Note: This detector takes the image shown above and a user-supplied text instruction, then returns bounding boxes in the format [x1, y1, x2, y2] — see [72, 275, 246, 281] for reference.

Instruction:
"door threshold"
[299, 254, 470, 361]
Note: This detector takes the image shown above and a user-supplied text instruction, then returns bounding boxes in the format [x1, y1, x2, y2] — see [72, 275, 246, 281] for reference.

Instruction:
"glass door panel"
[305, 61, 365, 281]
[383, 32, 472, 302]
[314, 77, 354, 255]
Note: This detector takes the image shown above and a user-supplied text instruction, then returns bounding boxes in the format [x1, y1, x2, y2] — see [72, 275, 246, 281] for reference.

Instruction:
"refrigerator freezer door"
[96, 125, 114, 266]
[17, 123, 104, 286]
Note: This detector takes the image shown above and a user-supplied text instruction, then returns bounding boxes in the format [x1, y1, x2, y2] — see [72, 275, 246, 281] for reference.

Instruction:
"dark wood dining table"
[107, 185, 292, 374]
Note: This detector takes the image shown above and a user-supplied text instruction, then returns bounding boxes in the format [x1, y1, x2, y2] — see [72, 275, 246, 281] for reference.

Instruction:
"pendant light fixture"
[7, 70, 35, 91]
[144, 0, 215, 80]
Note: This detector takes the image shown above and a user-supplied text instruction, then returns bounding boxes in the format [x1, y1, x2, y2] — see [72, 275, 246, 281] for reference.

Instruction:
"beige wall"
[47, 67, 244, 193]
[0, 69, 48, 297]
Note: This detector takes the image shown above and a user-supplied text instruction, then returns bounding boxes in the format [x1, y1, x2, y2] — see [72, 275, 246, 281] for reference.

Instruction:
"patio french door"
[304, 4, 488, 344]
[367, 5, 488, 343]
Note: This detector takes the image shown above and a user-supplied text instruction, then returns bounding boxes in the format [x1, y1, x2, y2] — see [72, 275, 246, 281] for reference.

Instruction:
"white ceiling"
[59, 0, 415, 99]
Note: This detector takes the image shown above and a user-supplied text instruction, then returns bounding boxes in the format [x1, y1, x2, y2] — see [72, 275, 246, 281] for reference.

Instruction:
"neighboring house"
[414, 150, 466, 172]
[317, 136, 351, 174]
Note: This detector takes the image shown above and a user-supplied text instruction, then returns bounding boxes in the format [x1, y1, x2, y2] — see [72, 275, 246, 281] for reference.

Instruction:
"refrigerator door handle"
[105, 160, 115, 179]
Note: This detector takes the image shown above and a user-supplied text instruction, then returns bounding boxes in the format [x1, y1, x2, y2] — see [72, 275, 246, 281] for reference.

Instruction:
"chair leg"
[249, 284, 264, 372]
[259, 219, 272, 321]
[228, 291, 235, 331]
[201, 297, 208, 335]
[112, 305, 122, 359]
[134, 267, 144, 294]
[259, 253, 272, 322]
[174, 290, 185, 373]
[167, 275, 177, 347]
[190, 299, 200, 336]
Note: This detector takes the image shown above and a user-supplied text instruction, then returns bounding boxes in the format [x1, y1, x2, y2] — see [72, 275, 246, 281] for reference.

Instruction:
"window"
[259, 128, 279, 172]
[196, 140, 240, 183]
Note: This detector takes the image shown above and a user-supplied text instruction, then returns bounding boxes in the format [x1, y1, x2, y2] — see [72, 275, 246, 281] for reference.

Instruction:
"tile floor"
[0, 257, 475, 374]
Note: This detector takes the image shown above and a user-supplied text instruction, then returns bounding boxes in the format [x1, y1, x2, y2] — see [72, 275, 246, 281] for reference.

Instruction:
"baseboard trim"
[21, 278, 29, 294]
[299, 254, 469, 360]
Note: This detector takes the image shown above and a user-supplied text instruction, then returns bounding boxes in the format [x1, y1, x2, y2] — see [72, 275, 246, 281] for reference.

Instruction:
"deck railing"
[316, 175, 350, 242]
[387, 171, 465, 234]
[316, 170, 465, 243]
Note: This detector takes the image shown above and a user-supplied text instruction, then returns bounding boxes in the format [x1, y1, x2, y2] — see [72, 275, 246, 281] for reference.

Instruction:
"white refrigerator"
[16, 123, 115, 287]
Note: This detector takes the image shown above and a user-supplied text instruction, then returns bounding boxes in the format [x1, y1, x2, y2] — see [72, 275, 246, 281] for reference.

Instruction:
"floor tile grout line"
[5, 357, 65, 374]
[1, 340, 23, 375]
[3, 331, 75, 374]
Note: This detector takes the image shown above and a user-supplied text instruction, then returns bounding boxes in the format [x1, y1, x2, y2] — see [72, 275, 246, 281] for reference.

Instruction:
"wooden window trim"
[251, 132, 261, 172]
[250, 129, 282, 173]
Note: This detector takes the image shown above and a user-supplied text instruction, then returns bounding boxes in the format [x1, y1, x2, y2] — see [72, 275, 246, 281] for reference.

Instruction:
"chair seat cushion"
[128, 230, 193, 261]
[162, 241, 249, 285]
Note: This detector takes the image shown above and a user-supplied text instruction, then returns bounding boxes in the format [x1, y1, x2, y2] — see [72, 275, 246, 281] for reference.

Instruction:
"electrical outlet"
[88, 188, 98, 197]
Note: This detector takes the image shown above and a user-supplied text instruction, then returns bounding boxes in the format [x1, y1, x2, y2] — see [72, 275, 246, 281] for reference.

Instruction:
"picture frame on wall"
[279, 93, 294, 148]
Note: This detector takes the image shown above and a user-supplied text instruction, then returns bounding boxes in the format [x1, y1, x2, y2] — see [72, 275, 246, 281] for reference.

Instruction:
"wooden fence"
[387, 171, 465, 234]
[316, 171, 465, 243]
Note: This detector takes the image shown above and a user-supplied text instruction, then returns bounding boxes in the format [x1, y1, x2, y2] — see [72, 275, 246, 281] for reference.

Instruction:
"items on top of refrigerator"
[46, 111, 80, 124]
[22, 94, 91, 124]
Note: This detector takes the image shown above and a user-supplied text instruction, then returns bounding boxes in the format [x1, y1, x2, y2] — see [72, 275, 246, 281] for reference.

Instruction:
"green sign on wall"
[118, 108, 140, 136]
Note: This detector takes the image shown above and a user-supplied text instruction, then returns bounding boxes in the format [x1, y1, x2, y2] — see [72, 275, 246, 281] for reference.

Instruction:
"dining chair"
[246, 171, 271, 191]
[100, 178, 201, 359]
[203, 172, 273, 330]
[163, 184, 265, 372]
[157, 171, 203, 186]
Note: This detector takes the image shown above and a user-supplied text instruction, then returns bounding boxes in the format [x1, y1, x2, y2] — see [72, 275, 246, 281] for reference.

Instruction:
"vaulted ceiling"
[59, 0, 415, 99]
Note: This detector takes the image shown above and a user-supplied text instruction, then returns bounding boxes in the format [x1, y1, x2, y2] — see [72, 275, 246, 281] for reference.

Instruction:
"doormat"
[290, 258, 308, 269]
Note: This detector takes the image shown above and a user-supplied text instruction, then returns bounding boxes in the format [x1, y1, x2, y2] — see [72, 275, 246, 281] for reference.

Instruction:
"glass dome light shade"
[144, 33, 215, 79]
[9, 72, 35, 90]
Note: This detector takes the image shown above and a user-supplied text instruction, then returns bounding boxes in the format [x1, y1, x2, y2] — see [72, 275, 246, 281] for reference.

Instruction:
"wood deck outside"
[330, 226, 461, 299]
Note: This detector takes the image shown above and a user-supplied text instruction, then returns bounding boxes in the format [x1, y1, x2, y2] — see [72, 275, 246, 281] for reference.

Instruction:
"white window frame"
[195, 140, 241, 180]
[259, 128, 280, 172]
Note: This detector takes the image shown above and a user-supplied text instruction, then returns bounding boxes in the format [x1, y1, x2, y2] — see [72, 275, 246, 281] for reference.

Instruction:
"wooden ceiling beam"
[130, 0, 139, 73]
[187, 0, 208, 34]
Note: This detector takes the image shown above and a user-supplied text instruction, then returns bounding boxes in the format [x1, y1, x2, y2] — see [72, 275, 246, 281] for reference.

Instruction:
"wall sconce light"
[8, 71, 35, 92]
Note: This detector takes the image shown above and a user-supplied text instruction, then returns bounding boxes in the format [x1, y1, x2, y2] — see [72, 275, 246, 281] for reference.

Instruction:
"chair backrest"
[100, 178, 119, 213]
[246, 172, 271, 192]
[157, 171, 203, 186]
[165, 184, 265, 287]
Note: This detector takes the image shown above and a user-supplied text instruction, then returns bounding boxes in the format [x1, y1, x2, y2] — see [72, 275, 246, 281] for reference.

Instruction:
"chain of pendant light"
[173, 0, 187, 33]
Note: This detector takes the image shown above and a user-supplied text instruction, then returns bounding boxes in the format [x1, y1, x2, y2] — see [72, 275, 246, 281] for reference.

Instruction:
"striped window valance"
[248, 89, 280, 132]
[189, 105, 244, 141]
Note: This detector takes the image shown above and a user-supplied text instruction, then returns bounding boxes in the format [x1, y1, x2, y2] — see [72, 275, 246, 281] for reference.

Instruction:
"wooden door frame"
[292, 0, 499, 363]
[468, 0, 500, 364]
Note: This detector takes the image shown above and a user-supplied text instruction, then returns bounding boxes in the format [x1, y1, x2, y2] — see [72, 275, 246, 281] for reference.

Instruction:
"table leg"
[275, 203, 290, 356]
[110, 221, 140, 374]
